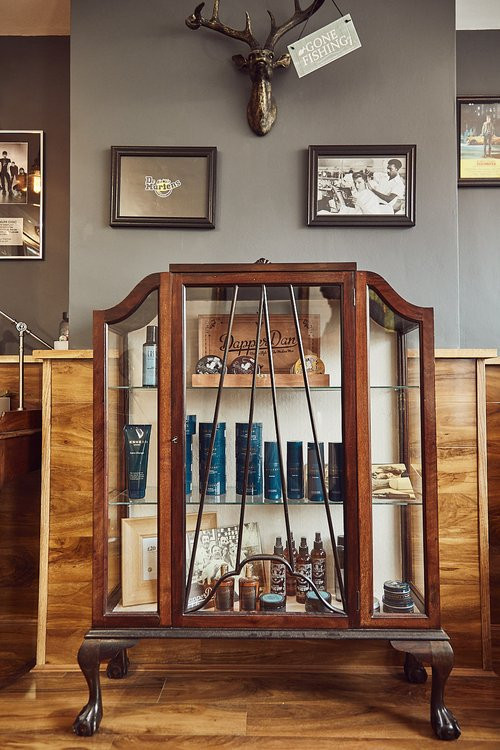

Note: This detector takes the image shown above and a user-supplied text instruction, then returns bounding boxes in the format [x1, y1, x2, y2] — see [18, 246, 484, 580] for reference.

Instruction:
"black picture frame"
[0, 130, 44, 260]
[110, 146, 217, 228]
[307, 145, 416, 227]
[457, 97, 500, 187]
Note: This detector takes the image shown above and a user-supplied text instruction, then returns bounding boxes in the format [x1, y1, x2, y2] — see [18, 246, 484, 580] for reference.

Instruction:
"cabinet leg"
[391, 640, 461, 741]
[404, 652, 428, 684]
[107, 647, 130, 679]
[72, 637, 138, 736]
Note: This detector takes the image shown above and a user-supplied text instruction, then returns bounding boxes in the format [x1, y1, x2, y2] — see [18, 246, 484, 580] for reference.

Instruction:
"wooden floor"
[0, 667, 499, 748]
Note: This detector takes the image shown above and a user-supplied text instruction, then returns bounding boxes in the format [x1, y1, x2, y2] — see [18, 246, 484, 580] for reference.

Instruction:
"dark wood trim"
[158, 272, 172, 626]
[170, 263, 357, 273]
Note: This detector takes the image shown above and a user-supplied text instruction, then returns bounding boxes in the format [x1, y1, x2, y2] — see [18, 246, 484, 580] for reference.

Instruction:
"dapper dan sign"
[288, 14, 361, 78]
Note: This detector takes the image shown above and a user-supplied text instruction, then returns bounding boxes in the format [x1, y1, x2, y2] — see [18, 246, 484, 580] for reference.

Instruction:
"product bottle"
[296, 537, 312, 604]
[215, 563, 234, 612]
[307, 442, 325, 501]
[335, 534, 345, 602]
[270, 536, 287, 596]
[142, 325, 158, 387]
[284, 533, 298, 596]
[58, 312, 69, 341]
[264, 441, 282, 501]
[239, 563, 260, 612]
[287, 441, 304, 499]
[311, 532, 327, 591]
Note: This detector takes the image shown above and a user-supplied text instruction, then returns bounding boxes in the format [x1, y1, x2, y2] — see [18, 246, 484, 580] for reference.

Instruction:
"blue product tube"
[264, 441, 282, 501]
[236, 422, 263, 496]
[185, 415, 197, 495]
[307, 442, 325, 501]
[328, 442, 344, 502]
[287, 441, 304, 499]
[199, 422, 226, 496]
[123, 424, 152, 500]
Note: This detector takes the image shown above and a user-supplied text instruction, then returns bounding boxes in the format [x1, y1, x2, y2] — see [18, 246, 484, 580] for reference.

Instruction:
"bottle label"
[240, 585, 257, 611]
[296, 562, 312, 594]
[270, 561, 286, 595]
[143, 346, 157, 386]
[312, 558, 326, 590]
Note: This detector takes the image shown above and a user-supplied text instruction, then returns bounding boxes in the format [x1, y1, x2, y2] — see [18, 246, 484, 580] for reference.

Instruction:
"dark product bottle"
[284, 533, 298, 596]
[185, 415, 197, 495]
[328, 442, 344, 502]
[142, 325, 158, 387]
[264, 441, 282, 501]
[199, 422, 226, 496]
[270, 536, 287, 596]
[311, 532, 327, 591]
[215, 563, 234, 612]
[307, 442, 325, 501]
[239, 563, 259, 612]
[236, 422, 263, 496]
[335, 534, 345, 602]
[287, 441, 304, 499]
[296, 537, 312, 604]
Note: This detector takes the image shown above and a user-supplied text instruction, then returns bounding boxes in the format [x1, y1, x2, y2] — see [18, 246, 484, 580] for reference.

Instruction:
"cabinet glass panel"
[105, 289, 158, 614]
[183, 283, 347, 617]
[368, 287, 424, 617]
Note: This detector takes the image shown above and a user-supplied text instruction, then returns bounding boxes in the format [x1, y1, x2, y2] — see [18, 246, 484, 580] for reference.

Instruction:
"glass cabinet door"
[177, 275, 354, 624]
[104, 288, 159, 616]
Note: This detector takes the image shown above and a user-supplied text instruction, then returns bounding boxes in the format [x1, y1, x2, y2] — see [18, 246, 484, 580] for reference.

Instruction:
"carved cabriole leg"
[107, 647, 130, 679]
[404, 652, 428, 684]
[391, 640, 461, 741]
[72, 638, 138, 736]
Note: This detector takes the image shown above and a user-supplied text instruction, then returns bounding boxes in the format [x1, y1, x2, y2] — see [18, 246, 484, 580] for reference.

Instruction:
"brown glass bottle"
[270, 536, 287, 596]
[311, 532, 327, 591]
[215, 563, 234, 611]
[239, 563, 259, 612]
[296, 537, 312, 604]
[284, 533, 298, 596]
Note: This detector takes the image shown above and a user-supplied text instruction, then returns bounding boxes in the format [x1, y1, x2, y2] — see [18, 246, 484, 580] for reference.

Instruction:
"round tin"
[195, 355, 224, 375]
[260, 593, 286, 612]
[305, 590, 332, 612]
[228, 356, 259, 374]
[382, 600, 415, 614]
[291, 355, 325, 375]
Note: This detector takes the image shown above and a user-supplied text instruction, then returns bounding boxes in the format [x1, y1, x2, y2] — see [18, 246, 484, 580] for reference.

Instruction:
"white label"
[288, 15, 361, 78]
[142, 535, 157, 581]
[0, 217, 23, 245]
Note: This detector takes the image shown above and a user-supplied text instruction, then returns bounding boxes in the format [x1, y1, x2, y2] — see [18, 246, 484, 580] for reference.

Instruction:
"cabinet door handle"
[172, 436, 179, 443]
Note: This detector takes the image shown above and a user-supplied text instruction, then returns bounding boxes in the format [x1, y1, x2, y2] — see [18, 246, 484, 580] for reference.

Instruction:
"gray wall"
[457, 30, 500, 348]
[70, 0, 459, 347]
[0, 36, 70, 354]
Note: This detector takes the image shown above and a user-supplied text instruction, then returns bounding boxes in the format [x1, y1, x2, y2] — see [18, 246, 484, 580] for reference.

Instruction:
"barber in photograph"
[368, 158, 405, 213]
[0, 150, 13, 196]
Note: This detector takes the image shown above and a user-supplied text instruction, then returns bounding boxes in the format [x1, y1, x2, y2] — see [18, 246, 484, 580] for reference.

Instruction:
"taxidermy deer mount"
[186, 0, 326, 136]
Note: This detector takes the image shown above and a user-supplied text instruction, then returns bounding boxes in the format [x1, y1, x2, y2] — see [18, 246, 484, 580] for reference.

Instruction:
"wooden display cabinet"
[73, 263, 460, 740]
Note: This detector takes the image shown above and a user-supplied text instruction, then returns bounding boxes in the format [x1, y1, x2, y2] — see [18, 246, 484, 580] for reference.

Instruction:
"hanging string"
[296, 0, 347, 42]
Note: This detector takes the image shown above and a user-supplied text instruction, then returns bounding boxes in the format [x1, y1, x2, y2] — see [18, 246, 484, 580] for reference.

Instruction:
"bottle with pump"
[270, 536, 286, 596]
[239, 563, 259, 611]
[142, 325, 158, 387]
[311, 532, 327, 591]
[296, 537, 312, 603]
[284, 533, 298, 596]
[215, 563, 234, 611]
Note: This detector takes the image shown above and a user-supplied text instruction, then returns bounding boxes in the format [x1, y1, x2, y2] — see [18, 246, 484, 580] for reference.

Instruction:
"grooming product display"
[215, 564, 234, 611]
[335, 534, 344, 602]
[142, 325, 158, 387]
[305, 590, 332, 613]
[195, 355, 224, 375]
[307, 442, 325, 501]
[239, 563, 260, 611]
[270, 536, 287, 596]
[290, 354, 325, 375]
[236, 422, 263, 496]
[311, 532, 327, 591]
[123, 424, 151, 500]
[328, 442, 343, 502]
[199, 422, 226, 496]
[264, 441, 282, 501]
[185, 414, 197, 495]
[296, 537, 312, 603]
[382, 580, 414, 613]
[284, 533, 298, 596]
[287, 441, 304, 499]
[228, 356, 259, 374]
[260, 592, 286, 612]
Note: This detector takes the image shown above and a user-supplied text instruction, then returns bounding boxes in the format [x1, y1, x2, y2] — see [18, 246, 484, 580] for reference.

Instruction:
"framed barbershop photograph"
[121, 517, 158, 607]
[457, 97, 500, 186]
[0, 130, 43, 259]
[110, 145, 217, 228]
[307, 144, 416, 227]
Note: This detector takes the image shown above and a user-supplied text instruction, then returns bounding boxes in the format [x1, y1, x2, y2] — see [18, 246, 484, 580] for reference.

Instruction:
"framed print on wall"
[0, 130, 43, 259]
[110, 146, 217, 228]
[308, 144, 416, 227]
[457, 97, 500, 186]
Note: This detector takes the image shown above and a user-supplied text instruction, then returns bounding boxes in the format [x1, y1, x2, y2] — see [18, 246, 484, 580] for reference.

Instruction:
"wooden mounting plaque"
[198, 314, 321, 374]
[191, 373, 330, 388]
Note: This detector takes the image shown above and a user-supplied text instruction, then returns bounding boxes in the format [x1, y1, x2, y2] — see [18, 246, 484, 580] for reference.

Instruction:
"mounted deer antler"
[186, 0, 326, 136]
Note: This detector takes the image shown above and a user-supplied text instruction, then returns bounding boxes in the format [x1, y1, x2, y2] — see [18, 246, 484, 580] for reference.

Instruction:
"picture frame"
[110, 146, 217, 228]
[307, 145, 416, 227]
[457, 97, 500, 186]
[0, 130, 43, 259]
[121, 517, 158, 607]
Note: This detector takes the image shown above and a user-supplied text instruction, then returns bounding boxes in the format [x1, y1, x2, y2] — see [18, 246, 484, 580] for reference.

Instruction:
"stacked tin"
[382, 580, 414, 614]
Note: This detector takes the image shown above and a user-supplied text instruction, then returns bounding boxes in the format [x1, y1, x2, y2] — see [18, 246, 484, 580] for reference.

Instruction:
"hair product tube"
[123, 424, 152, 500]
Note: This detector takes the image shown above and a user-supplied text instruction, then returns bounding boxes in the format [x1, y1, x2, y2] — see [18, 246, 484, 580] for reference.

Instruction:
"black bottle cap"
[314, 532, 323, 551]
[274, 536, 284, 555]
[338, 534, 344, 547]
[146, 325, 157, 345]
[299, 537, 308, 554]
